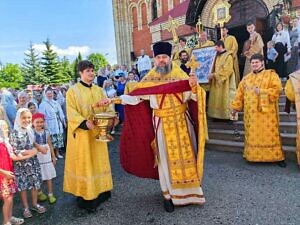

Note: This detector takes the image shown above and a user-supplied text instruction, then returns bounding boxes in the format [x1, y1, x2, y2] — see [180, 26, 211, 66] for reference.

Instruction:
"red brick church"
[112, 0, 300, 66]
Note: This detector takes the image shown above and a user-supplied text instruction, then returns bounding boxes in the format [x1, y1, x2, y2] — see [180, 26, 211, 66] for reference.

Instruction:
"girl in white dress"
[32, 113, 57, 204]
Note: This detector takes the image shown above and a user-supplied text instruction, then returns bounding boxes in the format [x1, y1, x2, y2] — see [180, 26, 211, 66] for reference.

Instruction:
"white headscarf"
[0, 120, 13, 154]
[14, 108, 34, 144]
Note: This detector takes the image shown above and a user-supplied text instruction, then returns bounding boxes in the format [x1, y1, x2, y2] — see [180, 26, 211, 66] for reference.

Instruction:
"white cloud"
[31, 44, 90, 57]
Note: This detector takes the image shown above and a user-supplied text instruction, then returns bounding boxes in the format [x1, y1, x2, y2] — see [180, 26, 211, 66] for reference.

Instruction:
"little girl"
[10, 108, 46, 219]
[0, 120, 24, 225]
[32, 113, 57, 204]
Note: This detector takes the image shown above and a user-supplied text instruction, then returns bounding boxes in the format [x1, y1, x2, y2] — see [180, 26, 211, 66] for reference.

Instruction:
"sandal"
[31, 204, 46, 214]
[10, 216, 24, 225]
[23, 208, 32, 219]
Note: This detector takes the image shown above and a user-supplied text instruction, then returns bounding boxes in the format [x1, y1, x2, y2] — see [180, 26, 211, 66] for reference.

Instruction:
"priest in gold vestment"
[64, 60, 114, 212]
[208, 41, 236, 119]
[231, 54, 286, 166]
[221, 26, 240, 86]
[172, 37, 191, 65]
[284, 70, 300, 166]
[196, 31, 214, 48]
[116, 42, 207, 212]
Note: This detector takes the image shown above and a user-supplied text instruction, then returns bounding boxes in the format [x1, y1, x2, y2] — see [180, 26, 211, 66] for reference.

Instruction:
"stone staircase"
[206, 90, 298, 161]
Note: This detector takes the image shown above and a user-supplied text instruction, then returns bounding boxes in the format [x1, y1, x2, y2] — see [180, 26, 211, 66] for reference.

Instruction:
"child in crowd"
[0, 120, 24, 225]
[10, 108, 46, 219]
[266, 41, 278, 70]
[27, 102, 37, 115]
[32, 113, 57, 204]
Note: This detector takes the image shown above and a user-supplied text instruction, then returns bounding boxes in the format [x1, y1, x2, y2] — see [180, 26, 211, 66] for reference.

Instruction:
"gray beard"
[154, 63, 172, 75]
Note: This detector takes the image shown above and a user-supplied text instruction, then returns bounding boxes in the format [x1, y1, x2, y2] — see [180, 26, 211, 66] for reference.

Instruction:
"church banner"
[191, 46, 216, 83]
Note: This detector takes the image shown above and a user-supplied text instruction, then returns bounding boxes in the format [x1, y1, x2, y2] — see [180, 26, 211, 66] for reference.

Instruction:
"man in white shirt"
[137, 49, 152, 80]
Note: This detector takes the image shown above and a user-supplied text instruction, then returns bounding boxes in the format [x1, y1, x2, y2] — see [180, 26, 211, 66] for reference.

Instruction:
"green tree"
[58, 56, 72, 83]
[72, 52, 82, 81]
[0, 64, 23, 89]
[22, 42, 48, 87]
[87, 53, 108, 73]
[41, 38, 62, 84]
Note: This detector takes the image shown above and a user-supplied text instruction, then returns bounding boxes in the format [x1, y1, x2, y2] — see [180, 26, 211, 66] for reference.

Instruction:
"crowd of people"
[1, 18, 300, 225]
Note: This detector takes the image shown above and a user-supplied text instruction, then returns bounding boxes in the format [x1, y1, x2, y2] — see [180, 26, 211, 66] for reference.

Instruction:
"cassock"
[63, 82, 113, 200]
[243, 32, 264, 76]
[231, 69, 285, 162]
[284, 70, 300, 165]
[208, 51, 236, 119]
[119, 63, 207, 206]
[222, 35, 240, 85]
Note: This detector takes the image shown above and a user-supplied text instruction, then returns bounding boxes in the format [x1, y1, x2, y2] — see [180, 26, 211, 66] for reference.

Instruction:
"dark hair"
[179, 50, 188, 57]
[179, 37, 186, 43]
[215, 40, 225, 48]
[275, 22, 283, 32]
[27, 102, 36, 108]
[45, 86, 54, 93]
[246, 21, 255, 27]
[250, 53, 264, 62]
[77, 60, 94, 72]
[128, 71, 134, 75]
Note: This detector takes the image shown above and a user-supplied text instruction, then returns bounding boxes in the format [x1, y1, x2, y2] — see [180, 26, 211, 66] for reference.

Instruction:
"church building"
[113, 0, 300, 66]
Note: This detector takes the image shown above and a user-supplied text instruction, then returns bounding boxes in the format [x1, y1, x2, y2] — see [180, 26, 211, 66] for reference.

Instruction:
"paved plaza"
[2, 136, 300, 225]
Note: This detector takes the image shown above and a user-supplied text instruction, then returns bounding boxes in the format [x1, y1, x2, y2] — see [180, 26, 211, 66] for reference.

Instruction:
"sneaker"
[48, 195, 57, 204]
[10, 216, 24, 225]
[31, 204, 46, 214]
[38, 191, 48, 202]
[57, 154, 64, 159]
[23, 208, 32, 219]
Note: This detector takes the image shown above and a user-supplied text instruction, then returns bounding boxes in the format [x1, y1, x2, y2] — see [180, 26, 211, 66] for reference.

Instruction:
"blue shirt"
[267, 47, 278, 61]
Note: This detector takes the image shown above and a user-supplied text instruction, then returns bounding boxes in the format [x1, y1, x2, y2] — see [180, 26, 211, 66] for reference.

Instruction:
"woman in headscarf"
[38, 87, 66, 159]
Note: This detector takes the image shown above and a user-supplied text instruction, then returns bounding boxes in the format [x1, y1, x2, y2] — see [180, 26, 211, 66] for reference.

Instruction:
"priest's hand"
[208, 73, 215, 81]
[95, 98, 111, 107]
[254, 87, 260, 95]
[231, 109, 238, 118]
[86, 120, 95, 130]
[189, 74, 198, 87]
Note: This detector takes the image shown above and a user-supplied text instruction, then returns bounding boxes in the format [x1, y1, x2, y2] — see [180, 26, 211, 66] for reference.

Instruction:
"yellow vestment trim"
[288, 71, 300, 165]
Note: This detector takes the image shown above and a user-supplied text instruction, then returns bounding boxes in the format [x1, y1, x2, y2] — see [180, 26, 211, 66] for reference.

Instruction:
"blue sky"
[0, 0, 117, 65]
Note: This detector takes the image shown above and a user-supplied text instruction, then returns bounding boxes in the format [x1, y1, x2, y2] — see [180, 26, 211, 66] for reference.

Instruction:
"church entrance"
[225, 0, 270, 77]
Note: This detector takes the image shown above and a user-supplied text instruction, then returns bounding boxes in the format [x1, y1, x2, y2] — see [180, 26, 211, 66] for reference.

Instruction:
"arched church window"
[152, 0, 158, 20]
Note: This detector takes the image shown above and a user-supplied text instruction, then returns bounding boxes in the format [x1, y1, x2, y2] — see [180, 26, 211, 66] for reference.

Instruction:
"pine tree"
[58, 56, 72, 83]
[22, 42, 48, 87]
[72, 52, 82, 82]
[41, 38, 61, 84]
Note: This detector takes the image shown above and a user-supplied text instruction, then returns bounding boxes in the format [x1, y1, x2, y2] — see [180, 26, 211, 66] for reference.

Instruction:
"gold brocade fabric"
[195, 40, 215, 49]
[63, 83, 114, 200]
[222, 35, 240, 86]
[155, 94, 200, 188]
[285, 72, 300, 165]
[208, 52, 236, 119]
[132, 63, 207, 187]
[231, 69, 285, 162]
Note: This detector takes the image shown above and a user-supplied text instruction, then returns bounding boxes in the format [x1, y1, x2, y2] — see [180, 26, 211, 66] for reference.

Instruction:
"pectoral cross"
[166, 16, 179, 43]
[185, 55, 200, 73]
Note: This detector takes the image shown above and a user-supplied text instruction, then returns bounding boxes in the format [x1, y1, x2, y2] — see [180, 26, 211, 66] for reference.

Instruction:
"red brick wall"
[293, 0, 300, 8]
[132, 26, 152, 58]
[174, 0, 181, 7]
[161, 24, 194, 41]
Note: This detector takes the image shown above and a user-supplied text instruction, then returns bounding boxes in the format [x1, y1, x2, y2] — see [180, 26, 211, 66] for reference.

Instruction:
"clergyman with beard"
[110, 41, 207, 213]
[179, 50, 191, 75]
